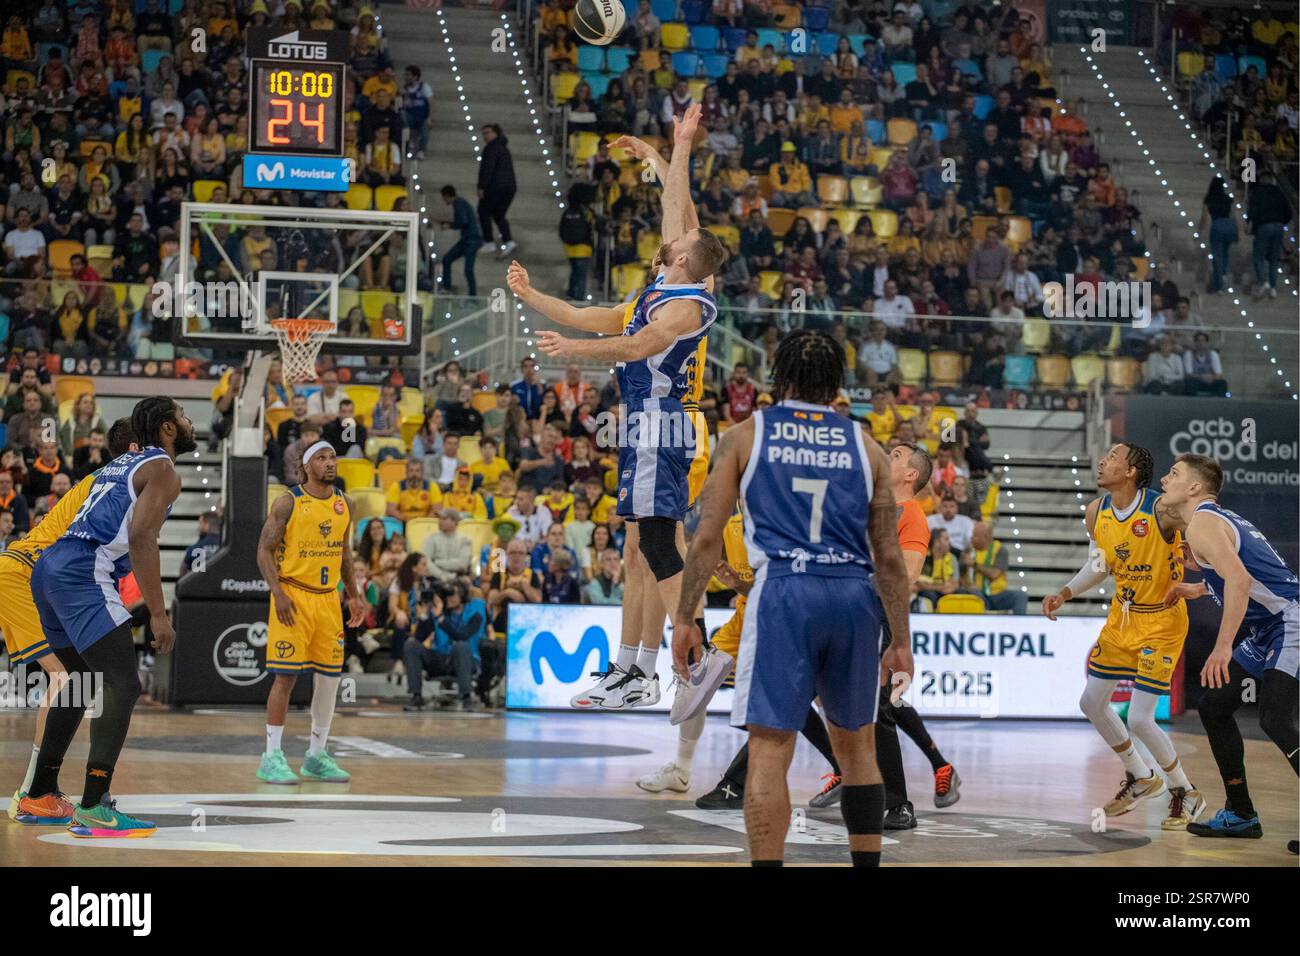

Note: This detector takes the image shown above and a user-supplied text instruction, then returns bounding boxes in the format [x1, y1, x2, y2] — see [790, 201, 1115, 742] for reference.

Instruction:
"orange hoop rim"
[269, 317, 336, 343]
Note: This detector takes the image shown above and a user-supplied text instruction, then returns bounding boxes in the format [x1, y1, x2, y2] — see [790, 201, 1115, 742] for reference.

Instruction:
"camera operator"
[402, 579, 486, 711]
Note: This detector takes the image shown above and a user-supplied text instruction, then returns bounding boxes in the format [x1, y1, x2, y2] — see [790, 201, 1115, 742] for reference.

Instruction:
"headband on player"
[302, 440, 333, 467]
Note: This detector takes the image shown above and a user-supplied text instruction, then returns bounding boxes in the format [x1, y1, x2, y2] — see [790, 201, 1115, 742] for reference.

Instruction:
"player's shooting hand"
[672, 103, 703, 147]
[151, 611, 177, 654]
[1041, 591, 1066, 621]
[346, 594, 368, 627]
[608, 135, 654, 160]
[272, 587, 296, 627]
[506, 260, 531, 298]
[1200, 644, 1233, 689]
[537, 330, 571, 357]
[671, 614, 702, 680]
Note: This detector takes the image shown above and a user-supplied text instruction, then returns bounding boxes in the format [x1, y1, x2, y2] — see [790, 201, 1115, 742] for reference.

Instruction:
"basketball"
[573, 0, 626, 45]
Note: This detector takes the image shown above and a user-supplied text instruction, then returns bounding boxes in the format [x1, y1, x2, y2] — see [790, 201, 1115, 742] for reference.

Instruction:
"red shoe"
[809, 772, 843, 808]
[934, 764, 961, 808]
[15, 792, 76, 825]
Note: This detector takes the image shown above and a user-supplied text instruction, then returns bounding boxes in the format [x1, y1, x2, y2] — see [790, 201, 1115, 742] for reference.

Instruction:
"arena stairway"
[382, 4, 573, 302]
[1053, 45, 1297, 401]
[158, 440, 223, 609]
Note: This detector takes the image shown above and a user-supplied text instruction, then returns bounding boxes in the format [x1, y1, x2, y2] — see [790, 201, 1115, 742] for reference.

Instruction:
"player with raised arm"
[1156, 454, 1298, 851]
[671, 330, 914, 867]
[255, 439, 368, 784]
[25, 397, 193, 838]
[508, 103, 730, 712]
[1042, 443, 1204, 829]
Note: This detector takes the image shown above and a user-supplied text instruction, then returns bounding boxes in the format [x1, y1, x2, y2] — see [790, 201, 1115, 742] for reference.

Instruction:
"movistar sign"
[242, 154, 350, 192]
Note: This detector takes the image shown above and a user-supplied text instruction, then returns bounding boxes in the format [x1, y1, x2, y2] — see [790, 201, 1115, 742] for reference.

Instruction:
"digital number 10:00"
[266, 70, 334, 97]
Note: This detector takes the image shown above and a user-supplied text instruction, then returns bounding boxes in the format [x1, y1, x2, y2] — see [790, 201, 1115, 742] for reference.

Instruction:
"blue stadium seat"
[846, 33, 872, 55]
[671, 52, 699, 77]
[621, 0, 637, 15]
[690, 25, 720, 50]
[651, 0, 678, 21]
[723, 28, 748, 52]
[605, 46, 636, 73]
[802, 6, 830, 31]
[582, 72, 612, 98]
[926, 120, 948, 142]
[1237, 55, 1266, 78]
[701, 53, 730, 78]
[577, 46, 606, 72]
[866, 119, 885, 142]
[1214, 53, 1237, 82]
[37, 42, 63, 65]
[891, 62, 917, 86]
[953, 58, 981, 78]
[1003, 355, 1036, 391]
[814, 31, 840, 55]
[756, 28, 785, 52]
[682, 0, 708, 25]
[141, 48, 167, 76]
[973, 94, 994, 120]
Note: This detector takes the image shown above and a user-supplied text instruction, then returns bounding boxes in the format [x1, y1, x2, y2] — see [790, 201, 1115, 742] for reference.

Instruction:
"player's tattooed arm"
[865, 437, 911, 670]
[340, 494, 367, 626]
[129, 458, 183, 652]
[258, 494, 296, 627]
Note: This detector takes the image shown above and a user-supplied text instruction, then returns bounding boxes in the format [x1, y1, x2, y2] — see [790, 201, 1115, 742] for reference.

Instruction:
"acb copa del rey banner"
[507, 604, 1105, 719]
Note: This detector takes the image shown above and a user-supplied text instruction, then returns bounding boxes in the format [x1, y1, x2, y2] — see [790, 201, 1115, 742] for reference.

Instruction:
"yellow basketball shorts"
[1087, 604, 1188, 694]
[687, 410, 710, 506]
[0, 554, 52, 664]
[266, 583, 345, 675]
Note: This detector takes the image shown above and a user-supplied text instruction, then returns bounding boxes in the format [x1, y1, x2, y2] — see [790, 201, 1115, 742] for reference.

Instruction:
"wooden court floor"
[1, 703, 1296, 866]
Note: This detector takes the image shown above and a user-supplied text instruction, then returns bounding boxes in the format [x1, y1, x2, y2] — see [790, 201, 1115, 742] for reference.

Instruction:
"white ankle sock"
[636, 646, 659, 677]
[309, 674, 341, 756]
[21, 745, 38, 793]
[676, 709, 706, 771]
[266, 724, 284, 755]
[616, 643, 639, 672]
[1115, 740, 1151, 779]
[1162, 759, 1192, 791]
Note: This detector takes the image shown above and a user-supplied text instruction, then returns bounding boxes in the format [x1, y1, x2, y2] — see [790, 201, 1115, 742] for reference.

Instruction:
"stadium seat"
[816, 175, 848, 205]
[400, 415, 424, 446]
[570, 130, 601, 166]
[867, 209, 898, 237]
[346, 384, 381, 421]
[671, 51, 699, 76]
[928, 351, 962, 387]
[360, 290, 397, 320]
[898, 348, 927, 386]
[366, 436, 407, 461]
[376, 458, 408, 492]
[707, 224, 740, 252]
[797, 207, 830, 232]
[1021, 318, 1053, 353]
[994, 186, 1013, 214]
[1213, 54, 1237, 82]
[1006, 216, 1032, 247]
[267, 484, 290, 515]
[850, 176, 882, 206]
[682, 0, 708, 24]
[829, 208, 862, 233]
[354, 516, 404, 545]
[972, 94, 994, 120]
[756, 28, 785, 51]
[1105, 356, 1142, 392]
[886, 118, 917, 146]
[1176, 52, 1204, 81]
[926, 121, 947, 142]
[1237, 55, 1266, 78]
[582, 72, 611, 98]
[701, 53, 730, 78]
[690, 25, 720, 49]
[344, 184, 373, 210]
[813, 31, 839, 54]
[638, 49, 663, 70]
[953, 58, 980, 79]
[661, 23, 691, 50]
[636, 230, 662, 262]
[1071, 353, 1105, 388]
[614, 264, 647, 298]
[866, 119, 885, 143]
[192, 179, 224, 203]
[891, 63, 916, 86]
[723, 27, 748, 51]
[758, 270, 785, 298]
[605, 46, 635, 73]
[846, 33, 871, 55]
[141, 48, 167, 75]
[57, 397, 103, 424]
[348, 487, 386, 521]
[374, 185, 406, 211]
[86, 244, 113, 273]
[470, 390, 497, 415]
[1099, 323, 1122, 357]
[1003, 354, 1035, 390]
[48, 240, 84, 276]
[551, 72, 580, 104]
[459, 520, 497, 569]
[404, 517, 440, 557]
[335, 458, 376, 490]
[1036, 354, 1071, 390]
[399, 387, 424, 419]
[766, 207, 796, 236]
[868, 146, 894, 170]
[54, 374, 95, 406]
[970, 215, 999, 242]
[577, 46, 605, 72]
[4, 70, 35, 96]
[802, 6, 830, 31]
[937, 593, 987, 614]
[652, 0, 678, 21]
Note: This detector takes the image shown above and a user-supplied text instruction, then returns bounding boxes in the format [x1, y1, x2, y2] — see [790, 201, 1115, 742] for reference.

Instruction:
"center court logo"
[49, 887, 151, 936]
[213, 622, 270, 686]
[529, 627, 608, 683]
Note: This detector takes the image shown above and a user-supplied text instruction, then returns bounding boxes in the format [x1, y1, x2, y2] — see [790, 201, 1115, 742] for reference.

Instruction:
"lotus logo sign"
[267, 30, 330, 59]
[256, 162, 285, 182]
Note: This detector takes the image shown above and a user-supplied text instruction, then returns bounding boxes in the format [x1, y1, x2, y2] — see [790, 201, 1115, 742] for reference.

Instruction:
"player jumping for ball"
[255, 439, 368, 784]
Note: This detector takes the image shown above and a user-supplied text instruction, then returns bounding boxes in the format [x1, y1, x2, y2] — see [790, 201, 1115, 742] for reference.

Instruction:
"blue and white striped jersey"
[1190, 501, 1299, 625]
[62, 446, 174, 576]
[615, 271, 716, 412]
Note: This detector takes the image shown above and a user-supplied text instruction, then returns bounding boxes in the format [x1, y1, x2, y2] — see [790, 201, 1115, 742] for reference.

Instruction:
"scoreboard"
[242, 28, 351, 191]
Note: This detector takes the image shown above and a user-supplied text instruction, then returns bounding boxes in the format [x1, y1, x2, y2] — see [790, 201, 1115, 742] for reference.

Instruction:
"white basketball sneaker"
[636, 761, 690, 793]
[669, 644, 735, 725]
[603, 665, 661, 709]
[569, 664, 628, 709]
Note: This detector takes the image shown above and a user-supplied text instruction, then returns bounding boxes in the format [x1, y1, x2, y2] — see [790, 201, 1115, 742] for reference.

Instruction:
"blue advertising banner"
[241, 153, 351, 192]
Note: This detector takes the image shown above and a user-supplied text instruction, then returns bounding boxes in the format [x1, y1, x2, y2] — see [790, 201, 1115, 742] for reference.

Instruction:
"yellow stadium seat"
[404, 516, 440, 557]
[4, 70, 35, 95]
[458, 435, 482, 465]
[994, 186, 1012, 214]
[1176, 52, 1204, 80]
[1036, 354, 1071, 390]
[54, 375, 95, 406]
[758, 270, 784, 299]
[1071, 353, 1105, 388]
[796, 207, 829, 232]
[661, 23, 691, 50]
[868, 146, 894, 170]
[192, 180, 224, 203]
[470, 390, 497, 415]
[638, 49, 662, 71]
[637, 230, 662, 263]
[1105, 356, 1142, 392]
[1099, 322, 1123, 357]
[829, 208, 862, 233]
[1006, 216, 1032, 246]
[928, 351, 962, 387]
[78, 140, 111, 158]
[336, 458, 376, 490]
[570, 130, 601, 165]
[399, 386, 424, 418]
[687, 78, 707, 102]
[48, 240, 85, 276]
[970, 215, 999, 243]
[85, 244, 113, 272]
[886, 118, 917, 146]
[614, 264, 647, 298]
[551, 72, 581, 104]
[346, 384, 380, 421]
[765, 207, 796, 237]
[1021, 317, 1052, 353]
[267, 483, 290, 515]
[376, 457, 408, 492]
[816, 175, 849, 205]
[458, 519, 497, 567]
[707, 224, 740, 253]
[898, 348, 927, 386]
[867, 209, 898, 237]
[980, 483, 1000, 521]
[349, 487, 387, 521]
[360, 290, 397, 319]
[850, 176, 882, 206]
[374, 185, 407, 211]
[366, 436, 407, 460]
[344, 184, 373, 210]
[400, 414, 423, 446]
[937, 593, 988, 614]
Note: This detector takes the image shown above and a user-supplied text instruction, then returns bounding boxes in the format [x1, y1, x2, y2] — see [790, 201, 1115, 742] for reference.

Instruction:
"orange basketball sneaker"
[14, 792, 76, 826]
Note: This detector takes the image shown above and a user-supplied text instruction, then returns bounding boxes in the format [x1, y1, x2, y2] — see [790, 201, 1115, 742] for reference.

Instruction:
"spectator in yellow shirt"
[768, 143, 815, 207]
[363, 66, 399, 104]
[830, 89, 864, 135]
[443, 466, 488, 519]
[580, 476, 616, 524]
[385, 458, 442, 521]
[866, 385, 899, 444]
[469, 436, 512, 492]
[485, 471, 517, 521]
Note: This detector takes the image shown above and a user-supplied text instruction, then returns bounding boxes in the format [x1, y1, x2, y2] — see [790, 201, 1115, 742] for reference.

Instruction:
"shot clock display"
[250, 60, 345, 156]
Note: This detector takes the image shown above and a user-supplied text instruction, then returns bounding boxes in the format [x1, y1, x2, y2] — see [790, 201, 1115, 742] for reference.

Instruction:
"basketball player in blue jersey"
[509, 103, 730, 711]
[24, 396, 194, 838]
[672, 330, 915, 867]
[1157, 453, 1299, 852]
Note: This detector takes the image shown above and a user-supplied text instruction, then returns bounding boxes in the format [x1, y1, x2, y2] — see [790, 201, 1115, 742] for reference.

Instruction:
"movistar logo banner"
[256, 161, 285, 182]
[530, 627, 607, 683]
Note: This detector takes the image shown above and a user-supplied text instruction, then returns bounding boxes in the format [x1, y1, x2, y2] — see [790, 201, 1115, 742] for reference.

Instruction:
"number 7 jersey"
[739, 401, 874, 576]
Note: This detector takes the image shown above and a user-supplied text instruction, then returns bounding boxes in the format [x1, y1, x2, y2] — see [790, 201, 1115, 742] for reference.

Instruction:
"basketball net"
[269, 318, 333, 383]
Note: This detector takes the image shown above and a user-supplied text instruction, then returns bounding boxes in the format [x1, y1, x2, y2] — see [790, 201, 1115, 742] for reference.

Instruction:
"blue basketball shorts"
[31, 538, 133, 655]
[1233, 603, 1299, 680]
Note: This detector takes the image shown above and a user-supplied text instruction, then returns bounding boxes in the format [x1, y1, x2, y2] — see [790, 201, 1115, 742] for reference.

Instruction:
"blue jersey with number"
[63, 446, 173, 577]
[615, 272, 716, 413]
[1189, 502, 1299, 625]
[739, 402, 874, 576]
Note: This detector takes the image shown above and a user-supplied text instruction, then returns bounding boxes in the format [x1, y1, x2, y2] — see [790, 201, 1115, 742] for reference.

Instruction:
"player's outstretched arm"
[1042, 496, 1106, 619]
[507, 260, 624, 333]
[258, 493, 296, 627]
[340, 494, 367, 627]
[1185, 511, 1252, 688]
[538, 297, 698, 363]
[660, 103, 703, 244]
[129, 458, 183, 652]
[865, 436, 912, 683]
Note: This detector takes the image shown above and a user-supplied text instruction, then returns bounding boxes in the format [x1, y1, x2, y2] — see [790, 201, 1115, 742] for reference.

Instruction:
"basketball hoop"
[269, 318, 333, 383]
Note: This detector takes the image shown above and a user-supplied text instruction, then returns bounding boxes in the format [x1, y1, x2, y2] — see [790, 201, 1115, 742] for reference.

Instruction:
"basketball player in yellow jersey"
[3, 420, 138, 824]
[1043, 442, 1206, 829]
[256, 440, 367, 785]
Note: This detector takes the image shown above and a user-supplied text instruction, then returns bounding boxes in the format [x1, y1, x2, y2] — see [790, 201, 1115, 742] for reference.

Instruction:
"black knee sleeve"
[637, 517, 683, 581]
[840, 783, 885, 835]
